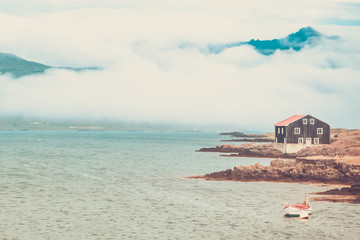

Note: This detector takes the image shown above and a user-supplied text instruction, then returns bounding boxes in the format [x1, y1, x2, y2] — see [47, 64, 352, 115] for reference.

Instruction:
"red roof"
[275, 115, 306, 126]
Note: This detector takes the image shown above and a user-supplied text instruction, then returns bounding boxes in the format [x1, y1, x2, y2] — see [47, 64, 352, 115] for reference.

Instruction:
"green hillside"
[0, 52, 99, 78]
[0, 53, 51, 77]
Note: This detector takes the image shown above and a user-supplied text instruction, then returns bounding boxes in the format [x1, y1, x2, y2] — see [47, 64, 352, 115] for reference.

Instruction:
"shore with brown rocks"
[190, 158, 360, 185]
[192, 129, 360, 203]
[220, 138, 274, 143]
[311, 184, 360, 203]
[219, 131, 274, 143]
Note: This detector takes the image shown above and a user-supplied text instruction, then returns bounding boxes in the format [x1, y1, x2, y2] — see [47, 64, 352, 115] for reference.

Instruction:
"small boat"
[299, 210, 309, 219]
[284, 194, 312, 217]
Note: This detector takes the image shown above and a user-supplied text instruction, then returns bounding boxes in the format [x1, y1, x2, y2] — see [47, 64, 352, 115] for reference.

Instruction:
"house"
[274, 114, 330, 153]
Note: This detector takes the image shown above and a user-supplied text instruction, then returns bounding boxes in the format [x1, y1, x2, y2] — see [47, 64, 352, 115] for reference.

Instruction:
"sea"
[0, 131, 359, 239]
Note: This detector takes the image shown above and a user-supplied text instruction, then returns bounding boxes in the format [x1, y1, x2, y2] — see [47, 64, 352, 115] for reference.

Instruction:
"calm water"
[0, 131, 359, 239]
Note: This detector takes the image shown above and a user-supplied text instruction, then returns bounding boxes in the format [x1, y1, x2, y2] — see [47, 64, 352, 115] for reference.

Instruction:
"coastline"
[191, 128, 360, 203]
[186, 176, 352, 191]
[187, 158, 360, 185]
[186, 175, 352, 187]
[188, 159, 360, 203]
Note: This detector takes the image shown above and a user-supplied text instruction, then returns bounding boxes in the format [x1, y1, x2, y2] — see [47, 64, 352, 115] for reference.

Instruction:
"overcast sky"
[0, 0, 359, 131]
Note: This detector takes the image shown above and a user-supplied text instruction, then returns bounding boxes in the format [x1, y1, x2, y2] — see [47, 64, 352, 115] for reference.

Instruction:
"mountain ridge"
[0, 52, 99, 78]
[204, 26, 337, 55]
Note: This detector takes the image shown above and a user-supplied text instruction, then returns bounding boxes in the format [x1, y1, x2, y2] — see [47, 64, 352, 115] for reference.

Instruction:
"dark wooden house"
[274, 114, 330, 153]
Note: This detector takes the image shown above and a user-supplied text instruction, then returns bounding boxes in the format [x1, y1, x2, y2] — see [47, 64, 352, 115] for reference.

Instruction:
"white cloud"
[0, 1, 359, 131]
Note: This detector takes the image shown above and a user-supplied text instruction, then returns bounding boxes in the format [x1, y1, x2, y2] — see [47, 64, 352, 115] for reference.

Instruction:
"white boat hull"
[300, 210, 309, 219]
[284, 206, 312, 217]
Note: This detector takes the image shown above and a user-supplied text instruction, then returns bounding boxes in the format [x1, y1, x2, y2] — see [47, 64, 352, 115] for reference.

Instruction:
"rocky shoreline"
[198, 143, 286, 158]
[192, 129, 360, 203]
[311, 184, 360, 203]
[219, 131, 274, 143]
[191, 158, 360, 185]
[199, 128, 360, 159]
[219, 132, 270, 138]
[220, 138, 274, 143]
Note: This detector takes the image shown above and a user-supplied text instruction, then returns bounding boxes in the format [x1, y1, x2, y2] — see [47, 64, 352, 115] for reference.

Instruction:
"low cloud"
[0, 1, 359, 131]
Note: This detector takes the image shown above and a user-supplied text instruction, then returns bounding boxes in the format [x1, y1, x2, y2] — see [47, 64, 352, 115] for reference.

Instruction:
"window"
[303, 118, 307, 124]
[314, 138, 319, 144]
[294, 127, 300, 134]
[317, 128, 323, 134]
[281, 128, 284, 134]
[277, 128, 280, 134]
[310, 118, 315, 124]
[298, 138, 304, 144]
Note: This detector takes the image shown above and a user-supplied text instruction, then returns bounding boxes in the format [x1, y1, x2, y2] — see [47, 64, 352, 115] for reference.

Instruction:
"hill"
[206, 26, 337, 55]
[0, 53, 50, 77]
[0, 53, 99, 78]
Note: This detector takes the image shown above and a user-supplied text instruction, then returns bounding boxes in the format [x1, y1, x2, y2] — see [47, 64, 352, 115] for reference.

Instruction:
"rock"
[315, 184, 360, 196]
[192, 129, 360, 203]
[197, 158, 360, 185]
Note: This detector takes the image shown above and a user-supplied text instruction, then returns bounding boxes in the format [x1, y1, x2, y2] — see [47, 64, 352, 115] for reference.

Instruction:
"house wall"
[274, 143, 329, 154]
[275, 126, 286, 143]
[274, 143, 306, 153]
[274, 115, 330, 153]
[286, 115, 330, 144]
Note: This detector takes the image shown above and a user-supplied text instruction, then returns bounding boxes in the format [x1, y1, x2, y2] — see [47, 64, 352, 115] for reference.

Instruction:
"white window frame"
[317, 128, 323, 134]
[294, 127, 301, 134]
[310, 118, 315, 124]
[298, 137, 304, 144]
[303, 118, 307, 124]
[314, 138, 319, 144]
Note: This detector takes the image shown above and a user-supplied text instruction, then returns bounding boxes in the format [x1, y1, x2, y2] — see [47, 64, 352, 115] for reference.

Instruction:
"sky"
[0, 0, 359, 131]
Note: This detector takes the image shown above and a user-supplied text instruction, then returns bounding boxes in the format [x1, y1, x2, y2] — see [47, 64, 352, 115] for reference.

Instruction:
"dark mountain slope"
[204, 26, 336, 55]
[0, 53, 99, 78]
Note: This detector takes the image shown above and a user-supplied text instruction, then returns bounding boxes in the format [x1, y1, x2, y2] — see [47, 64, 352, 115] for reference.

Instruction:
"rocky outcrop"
[193, 158, 360, 185]
[219, 132, 270, 138]
[316, 184, 360, 196]
[193, 129, 360, 203]
[311, 184, 360, 203]
[198, 143, 286, 158]
[221, 138, 274, 143]
[219, 132, 274, 143]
